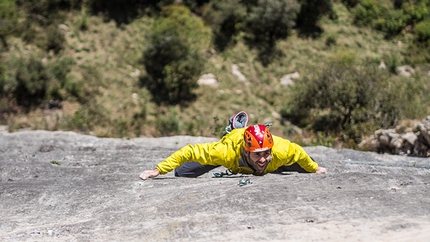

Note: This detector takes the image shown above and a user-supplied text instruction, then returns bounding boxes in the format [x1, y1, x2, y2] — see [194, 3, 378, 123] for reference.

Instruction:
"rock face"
[360, 116, 430, 157]
[1, 130, 430, 242]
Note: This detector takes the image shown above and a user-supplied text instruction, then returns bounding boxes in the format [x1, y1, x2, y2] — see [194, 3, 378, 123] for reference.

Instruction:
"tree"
[203, 0, 246, 51]
[244, 0, 300, 46]
[141, 5, 211, 105]
[296, 0, 335, 34]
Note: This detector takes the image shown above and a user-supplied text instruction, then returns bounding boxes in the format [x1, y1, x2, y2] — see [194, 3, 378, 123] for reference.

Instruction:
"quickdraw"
[212, 169, 237, 178]
[238, 177, 253, 186]
[212, 170, 253, 186]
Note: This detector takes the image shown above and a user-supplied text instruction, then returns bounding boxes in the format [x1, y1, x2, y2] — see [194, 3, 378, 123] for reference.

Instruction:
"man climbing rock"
[139, 120, 326, 179]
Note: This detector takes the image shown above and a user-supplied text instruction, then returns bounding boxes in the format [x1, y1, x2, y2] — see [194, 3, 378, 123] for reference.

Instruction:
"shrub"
[400, 0, 429, 24]
[0, 55, 75, 112]
[49, 57, 76, 84]
[353, 0, 383, 27]
[0, 0, 18, 48]
[155, 115, 180, 136]
[0, 0, 17, 19]
[202, 0, 246, 50]
[351, 0, 429, 38]
[66, 100, 109, 133]
[325, 32, 337, 46]
[141, 5, 211, 105]
[45, 25, 66, 54]
[284, 57, 425, 144]
[11, 56, 52, 108]
[70, 66, 103, 104]
[405, 19, 430, 64]
[76, 13, 89, 31]
[244, 0, 300, 45]
[378, 9, 408, 36]
[296, 0, 335, 27]
[414, 19, 430, 42]
[381, 52, 403, 74]
[46, 57, 76, 100]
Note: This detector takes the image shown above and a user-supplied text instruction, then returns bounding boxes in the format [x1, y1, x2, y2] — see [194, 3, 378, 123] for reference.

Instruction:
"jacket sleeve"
[273, 136, 318, 173]
[156, 142, 227, 174]
[290, 143, 318, 172]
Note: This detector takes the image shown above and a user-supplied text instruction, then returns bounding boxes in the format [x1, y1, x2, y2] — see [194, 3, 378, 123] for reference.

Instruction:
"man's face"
[246, 149, 272, 173]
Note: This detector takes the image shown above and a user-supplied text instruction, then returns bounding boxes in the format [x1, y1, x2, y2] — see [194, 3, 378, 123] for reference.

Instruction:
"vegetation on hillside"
[0, 0, 429, 150]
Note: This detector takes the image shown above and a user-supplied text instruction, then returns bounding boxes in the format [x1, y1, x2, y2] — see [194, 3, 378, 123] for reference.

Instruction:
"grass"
[50, 160, 61, 165]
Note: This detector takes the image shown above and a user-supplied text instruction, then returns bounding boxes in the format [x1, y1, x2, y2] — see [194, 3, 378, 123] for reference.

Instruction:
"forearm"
[293, 145, 318, 173]
[155, 144, 208, 174]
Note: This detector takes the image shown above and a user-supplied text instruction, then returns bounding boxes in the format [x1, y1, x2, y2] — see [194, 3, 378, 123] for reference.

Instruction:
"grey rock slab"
[1, 131, 430, 241]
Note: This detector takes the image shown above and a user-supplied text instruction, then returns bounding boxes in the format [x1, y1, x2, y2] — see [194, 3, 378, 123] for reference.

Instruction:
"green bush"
[141, 5, 211, 105]
[296, 0, 335, 27]
[244, 0, 300, 45]
[405, 19, 430, 64]
[76, 13, 89, 31]
[155, 115, 180, 136]
[351, 0, 429, 38]
[0, 55, 80, 112]
[46, 57, 76, 100]
[203, 0, 246, 50]
[70, 66, 103, 104]
[66, 100, 109, 133]
[381, 52, 403, 74]
[353, 0, 383, 27]
[11, 56, 52, 108]
[414, 19, 430, 42]
[0, 0, 18, 19]
[49, 57, 76, 84]
[377, 9, 408, 36]
[400, 0, 429, 24]
[0, 0, 18, 48]
[284, 57, 425, 144]
[405, 43, 430, 64]
[45, 25, 66, 54]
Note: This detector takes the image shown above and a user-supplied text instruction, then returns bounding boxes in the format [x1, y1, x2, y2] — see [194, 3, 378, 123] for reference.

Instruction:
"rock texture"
[360, 116, 430, 157]
[1, 130, 430, 242]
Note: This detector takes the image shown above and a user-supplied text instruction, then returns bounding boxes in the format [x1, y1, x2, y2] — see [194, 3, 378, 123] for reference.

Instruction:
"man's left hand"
[316, 167, 327, 174]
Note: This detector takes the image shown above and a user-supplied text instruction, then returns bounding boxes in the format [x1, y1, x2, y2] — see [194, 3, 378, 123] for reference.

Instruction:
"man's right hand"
[139, 168, 160, 180]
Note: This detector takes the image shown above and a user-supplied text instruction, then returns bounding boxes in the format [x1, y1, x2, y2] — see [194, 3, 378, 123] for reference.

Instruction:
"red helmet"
[243, 124, 274, 152]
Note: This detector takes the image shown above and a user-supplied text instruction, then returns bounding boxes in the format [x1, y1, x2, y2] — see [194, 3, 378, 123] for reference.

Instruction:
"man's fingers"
[139, 169, 160, 180]
[139, 171, 149, 180]
[316, 167, 327, 174]
[139, 175, 147, 180]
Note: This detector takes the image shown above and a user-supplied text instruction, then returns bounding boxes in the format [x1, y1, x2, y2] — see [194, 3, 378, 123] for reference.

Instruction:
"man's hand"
[315, 166, 327, 174]
[139, 168, 160, 180]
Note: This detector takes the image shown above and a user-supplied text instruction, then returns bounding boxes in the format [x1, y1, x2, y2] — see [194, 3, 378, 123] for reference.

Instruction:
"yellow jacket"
[156, 128, 318, 175]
